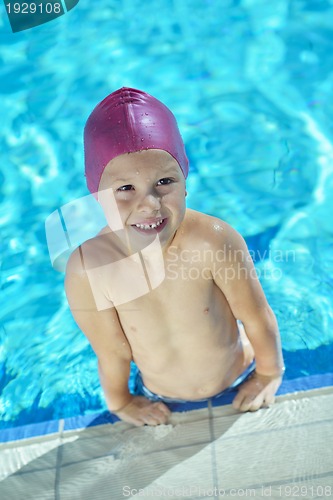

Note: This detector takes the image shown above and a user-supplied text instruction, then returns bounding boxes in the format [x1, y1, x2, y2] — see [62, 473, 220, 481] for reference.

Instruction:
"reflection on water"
[0, 0, 333, 427]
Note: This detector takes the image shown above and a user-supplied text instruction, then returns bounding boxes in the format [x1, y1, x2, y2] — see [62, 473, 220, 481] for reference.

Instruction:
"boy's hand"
[113, 396, 171, 426]
[232, 371, 283, 412]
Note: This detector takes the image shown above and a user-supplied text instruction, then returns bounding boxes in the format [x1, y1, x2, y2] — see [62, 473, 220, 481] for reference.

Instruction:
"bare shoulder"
[65, 241, 93, 277]
[65, 234, 108, 306]
[65, 226, 111, 277]
[65, 244, 94, 309]
[65, 245, 84, 276]
[181, 208, 245, 249]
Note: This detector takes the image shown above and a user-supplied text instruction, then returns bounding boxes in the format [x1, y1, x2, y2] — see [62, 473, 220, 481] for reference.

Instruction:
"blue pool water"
[1, 0, 333, 429]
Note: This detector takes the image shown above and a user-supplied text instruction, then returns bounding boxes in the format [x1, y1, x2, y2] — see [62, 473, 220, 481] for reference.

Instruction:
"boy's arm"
[65, 247, 170, 426]
[212, 222, 285, 411]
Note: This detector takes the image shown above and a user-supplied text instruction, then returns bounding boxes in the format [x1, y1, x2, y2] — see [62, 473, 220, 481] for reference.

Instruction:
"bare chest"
[115, 268, 233, 350]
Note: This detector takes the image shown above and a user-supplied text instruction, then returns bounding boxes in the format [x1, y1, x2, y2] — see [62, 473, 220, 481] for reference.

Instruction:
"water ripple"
[1, 0, 333, 426]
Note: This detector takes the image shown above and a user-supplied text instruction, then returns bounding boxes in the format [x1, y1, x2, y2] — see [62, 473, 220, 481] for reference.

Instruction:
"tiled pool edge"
[1, 373, 332, 444]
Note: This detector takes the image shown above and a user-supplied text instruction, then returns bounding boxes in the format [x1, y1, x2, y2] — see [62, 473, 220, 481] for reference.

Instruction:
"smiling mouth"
[131, 218, 167, 231]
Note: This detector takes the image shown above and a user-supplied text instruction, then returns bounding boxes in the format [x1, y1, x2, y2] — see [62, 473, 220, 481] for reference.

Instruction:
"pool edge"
[1, 372, 332, 444]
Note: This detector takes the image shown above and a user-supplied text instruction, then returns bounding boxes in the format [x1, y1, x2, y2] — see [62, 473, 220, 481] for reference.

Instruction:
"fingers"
[232, 373, 279, 413]
[120, 400, 171, 427]
[262, 394, 275, 408]
[156, 401, 172, 417]
[232, 392, 274, 412]
[241, 395, 264, 412]
[141, 402, 170, 426]
[233, 395, 261, 412]
[233, 393, 258, 412]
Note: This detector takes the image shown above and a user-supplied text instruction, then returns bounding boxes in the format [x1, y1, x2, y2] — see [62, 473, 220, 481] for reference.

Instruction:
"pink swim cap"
[84, 87, 189, 194]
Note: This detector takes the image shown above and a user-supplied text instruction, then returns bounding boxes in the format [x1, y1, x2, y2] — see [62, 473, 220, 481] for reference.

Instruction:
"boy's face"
[98, 149, 187, 249]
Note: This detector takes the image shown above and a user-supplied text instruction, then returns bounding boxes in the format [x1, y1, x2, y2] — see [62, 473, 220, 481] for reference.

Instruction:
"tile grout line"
[207, 400, 220, 497]
[54, 419, 65, 500]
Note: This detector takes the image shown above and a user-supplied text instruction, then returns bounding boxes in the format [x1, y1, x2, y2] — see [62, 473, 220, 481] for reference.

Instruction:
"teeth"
[135, 219, 164, 230]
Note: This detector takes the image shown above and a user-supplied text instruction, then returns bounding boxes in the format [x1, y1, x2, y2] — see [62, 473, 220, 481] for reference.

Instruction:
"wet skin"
[65, 150, 284, 426]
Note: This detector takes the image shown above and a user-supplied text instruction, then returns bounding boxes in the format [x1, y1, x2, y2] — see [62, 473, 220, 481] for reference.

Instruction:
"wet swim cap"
[84, 87, 189, 194]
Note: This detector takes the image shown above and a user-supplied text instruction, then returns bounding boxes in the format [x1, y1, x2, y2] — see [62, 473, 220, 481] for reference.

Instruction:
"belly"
[140, 338, 248, 399]
[119, 300, 236, 372]
[116, 274, 246, 399]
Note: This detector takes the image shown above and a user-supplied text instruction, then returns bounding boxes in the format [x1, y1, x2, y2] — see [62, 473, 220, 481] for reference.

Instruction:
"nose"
[137, 189, 161, 213]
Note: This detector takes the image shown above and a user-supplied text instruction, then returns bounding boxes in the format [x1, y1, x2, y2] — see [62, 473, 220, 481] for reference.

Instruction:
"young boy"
[65, 87, 285, 427]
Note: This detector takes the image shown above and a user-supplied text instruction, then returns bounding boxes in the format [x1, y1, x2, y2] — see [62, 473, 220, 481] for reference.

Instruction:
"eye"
[157, 177, 174, 186]
[117, 184, 134, 192]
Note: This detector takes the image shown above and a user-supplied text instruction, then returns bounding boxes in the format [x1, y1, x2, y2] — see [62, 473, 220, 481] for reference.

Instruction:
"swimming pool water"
[1, 0, 333, 429]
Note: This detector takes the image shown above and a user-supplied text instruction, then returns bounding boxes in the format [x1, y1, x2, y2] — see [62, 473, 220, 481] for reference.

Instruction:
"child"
[65, 87, 285, 427]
